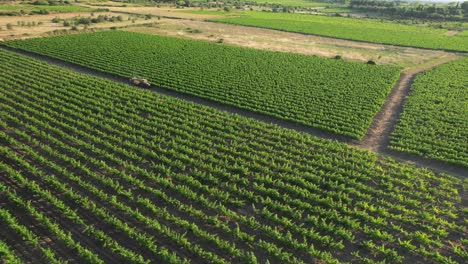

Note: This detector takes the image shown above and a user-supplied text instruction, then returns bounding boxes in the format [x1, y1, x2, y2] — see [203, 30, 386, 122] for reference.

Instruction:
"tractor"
[130, 77, 151, 88]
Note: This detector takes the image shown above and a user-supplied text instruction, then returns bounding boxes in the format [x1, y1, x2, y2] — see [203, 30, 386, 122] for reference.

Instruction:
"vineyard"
[1, 48, 467, 264]
[390, 57, 468, 168]
[3, 30, 400, 139]
[212, 12, 468, 52]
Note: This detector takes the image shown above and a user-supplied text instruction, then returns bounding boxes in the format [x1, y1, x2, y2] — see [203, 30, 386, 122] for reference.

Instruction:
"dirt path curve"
[355, 54, 460, 153]
[352, 54, 466, 178]
[1, 45, 466, 178]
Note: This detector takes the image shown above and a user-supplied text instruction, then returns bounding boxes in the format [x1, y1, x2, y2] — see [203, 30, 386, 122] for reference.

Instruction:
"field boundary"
[1, 45, 466, 178]
[207, 20, 468, 54]
[111, 10, 187, 20]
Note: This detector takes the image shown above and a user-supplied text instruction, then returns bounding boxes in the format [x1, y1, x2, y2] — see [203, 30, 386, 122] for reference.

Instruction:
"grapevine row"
[0, 48, 465, 263]
[3, 30, 400, 139]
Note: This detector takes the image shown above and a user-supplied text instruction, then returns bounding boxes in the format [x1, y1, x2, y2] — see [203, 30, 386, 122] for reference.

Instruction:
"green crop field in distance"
[212, 11, 468, 52]
[4, 30, 401, 139]
[456, 30, 468, 37]
[317, 7, 352, 13]
[254, 0, 340, 7]
[390, 57, 468, 167]
[177, 9, 242, 16]
[0, 48, 466, 263]
[0, 4, 90, 15]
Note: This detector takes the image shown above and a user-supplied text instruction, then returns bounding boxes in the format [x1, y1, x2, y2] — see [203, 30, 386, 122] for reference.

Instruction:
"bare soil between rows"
[0, 45, 466, 178]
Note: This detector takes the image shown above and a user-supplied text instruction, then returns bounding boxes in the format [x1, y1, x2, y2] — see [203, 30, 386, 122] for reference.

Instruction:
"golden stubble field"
[0, 5, 454, 68]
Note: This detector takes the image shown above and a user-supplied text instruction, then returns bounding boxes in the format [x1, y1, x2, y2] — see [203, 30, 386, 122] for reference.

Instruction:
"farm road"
[1, 45, 466, 178]
[351, 54, 465, 178]
[355, 54, 459, 153]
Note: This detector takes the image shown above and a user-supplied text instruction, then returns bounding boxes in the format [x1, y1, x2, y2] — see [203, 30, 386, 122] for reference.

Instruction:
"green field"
[177, 9, 242, 16]
[0, 4, 90, 15]
[212, 12, 468, 52]
[390, 58, 468, 167]
[317, 7, 352, 13]
[254, 0, 339, 7]
[4, 31, 401, 139]
[0, 48, 466, 264]
[457, 30, 468, 37]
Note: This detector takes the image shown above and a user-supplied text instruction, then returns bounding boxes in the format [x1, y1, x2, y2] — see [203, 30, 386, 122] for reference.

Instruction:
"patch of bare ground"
[444, 30, 460, 36]
[123, 19, 451, 67]
[0, 12, 162, 40]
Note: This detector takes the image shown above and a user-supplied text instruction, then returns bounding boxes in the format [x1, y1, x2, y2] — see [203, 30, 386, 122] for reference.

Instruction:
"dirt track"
[0, 45, 466, 178]
[356, 54, 460, 153]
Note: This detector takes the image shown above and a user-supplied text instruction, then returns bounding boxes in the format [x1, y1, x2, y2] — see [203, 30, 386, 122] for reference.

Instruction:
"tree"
[462, 2, 468, 13]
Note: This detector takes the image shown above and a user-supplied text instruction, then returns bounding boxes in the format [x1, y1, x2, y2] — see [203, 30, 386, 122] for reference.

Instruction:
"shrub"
[76, 17, 91, 25]
[32, 0, 49, 5]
